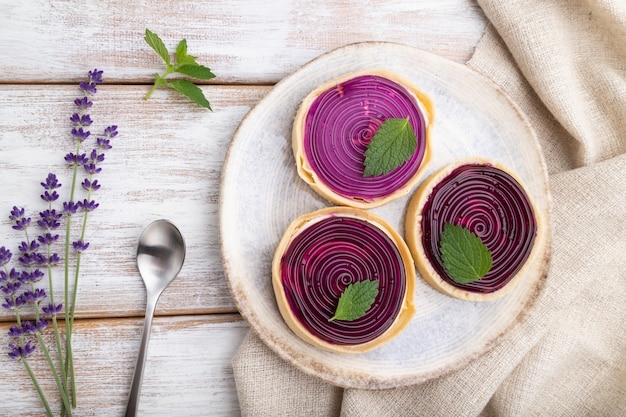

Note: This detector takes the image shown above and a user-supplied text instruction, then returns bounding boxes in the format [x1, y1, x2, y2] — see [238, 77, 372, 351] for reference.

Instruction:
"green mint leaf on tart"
[363, 117, 417, 177]
[440, 222, 493, 284]
[144, 28, 216, 110]
[329, 279, 379, 322]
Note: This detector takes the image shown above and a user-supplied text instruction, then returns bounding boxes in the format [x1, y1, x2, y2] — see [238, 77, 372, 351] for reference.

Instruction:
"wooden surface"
[0, 1, 487, 415]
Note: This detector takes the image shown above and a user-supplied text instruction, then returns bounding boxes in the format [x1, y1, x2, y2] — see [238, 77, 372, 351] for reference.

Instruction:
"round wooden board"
[220, 42, 551, 389]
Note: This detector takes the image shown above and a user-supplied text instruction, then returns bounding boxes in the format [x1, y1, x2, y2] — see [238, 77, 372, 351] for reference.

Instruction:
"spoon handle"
[125, 290, 160, 417]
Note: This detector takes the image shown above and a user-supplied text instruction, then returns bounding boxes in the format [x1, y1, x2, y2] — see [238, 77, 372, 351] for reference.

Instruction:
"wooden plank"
[0, 314, 248, 416]
[0, 84, 271, 321]
[0, 0, 487, 84]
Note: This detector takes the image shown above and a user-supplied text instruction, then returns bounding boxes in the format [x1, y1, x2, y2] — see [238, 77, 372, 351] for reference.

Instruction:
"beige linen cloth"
[232, 0, 626, 415]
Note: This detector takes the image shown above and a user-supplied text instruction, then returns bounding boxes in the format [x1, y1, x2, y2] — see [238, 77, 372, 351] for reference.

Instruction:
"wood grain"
[0, 314, 248, 416]
[0, 0, 486, 84]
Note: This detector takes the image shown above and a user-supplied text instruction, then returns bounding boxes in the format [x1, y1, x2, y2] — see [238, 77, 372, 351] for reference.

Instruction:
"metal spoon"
[125, 219, 186, 417]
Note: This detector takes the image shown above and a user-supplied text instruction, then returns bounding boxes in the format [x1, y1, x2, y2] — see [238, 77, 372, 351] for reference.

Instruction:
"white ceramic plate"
[220, 42, 550, 389]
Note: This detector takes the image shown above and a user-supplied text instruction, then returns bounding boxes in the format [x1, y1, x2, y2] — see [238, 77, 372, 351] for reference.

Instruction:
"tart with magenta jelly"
[405, 158, 543, 302]
[272, 207, 416, 353]
[292, 69, 434, 208]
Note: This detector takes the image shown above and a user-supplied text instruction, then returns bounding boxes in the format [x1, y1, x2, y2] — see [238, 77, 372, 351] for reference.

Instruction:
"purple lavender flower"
[89, 148, 105, 163]
[36, 317, 49, 332]
[96, 137, 112, 150]
[71, 127, 90, 142]
[74, 96, 93, 109]
[79, 81, 97, 95]
[83, 163, 102, 175]
[7, 325, 23, 337]
[40, 173, 61, 190]
[21, 289, 47, 304]
[20, 269, 44, 284]
[47, 254, 60, 265]
[38, 232, 60, 245]
[62, 201, 80, 215]
[64, 152, 89, 166]
[88, 69, 104, 84]
[1, 281, 21, 296]
[40, 190, 60, 202]
[37, 210, 62, 229]
[70, 113, 93, 126]
[72, 240, 89, 252]
[0, 247, 12, 266]
[78, 69, 103, 95]
[18, 240, 40, 254]
[2, 298, 15, 310]
[82, 178, 101, 191]
[8, 341, 36, 360]
[9, 206, 31, 231]
[42, 302, 63, 316]
[80, 199, 99, 212]
[104, 125, 118, 138]
[20, 321, 36, 335]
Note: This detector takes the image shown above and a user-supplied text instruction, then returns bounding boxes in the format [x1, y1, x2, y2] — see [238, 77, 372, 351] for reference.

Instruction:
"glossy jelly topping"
[279, 215, 407, 345]
[421, 164, 537, 293]
[303, 74, 428, 201]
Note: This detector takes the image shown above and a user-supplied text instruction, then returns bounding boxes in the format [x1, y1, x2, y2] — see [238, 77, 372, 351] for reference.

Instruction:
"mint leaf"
[176, 64, 216, 80]
[144, 28, 171, 65]
[168, 79, 212, 110]
[363, 117, 417, 177]
[329, 279, 379, 322]
[440, 223, 493, 284]
[175, 39, 188, 64]
[144, 28, 215, 110]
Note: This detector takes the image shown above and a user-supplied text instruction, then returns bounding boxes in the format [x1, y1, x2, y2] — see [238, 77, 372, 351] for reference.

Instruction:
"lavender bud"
[82, 178, 102, 191]
[96, 137, 112, 150]
[74, 96, 93, 109]
[42, 303, 63, 316]
[71, 127, 91, 142]
[63, 201, 79, 215]
[88, 69, 104, 84]
[72, 240, 90, 252]
[40, 173, 61, 190]
[0, 247, 12, 266]
[7, 325, 22, 337]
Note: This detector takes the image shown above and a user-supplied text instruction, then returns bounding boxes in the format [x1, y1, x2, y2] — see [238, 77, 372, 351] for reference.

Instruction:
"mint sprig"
[440, 222, 493, 284]
[363, 117, 417, 177]
[328, 279, 379, 322]
[144, 28, 215, 110]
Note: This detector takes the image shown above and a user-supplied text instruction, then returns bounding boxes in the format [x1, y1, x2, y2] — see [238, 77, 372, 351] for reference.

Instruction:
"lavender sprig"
[2, 69, 117, 416]
[62, 69, 117, 410]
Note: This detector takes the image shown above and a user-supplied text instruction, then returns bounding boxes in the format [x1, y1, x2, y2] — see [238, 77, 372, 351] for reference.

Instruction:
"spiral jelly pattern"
[303, 74, 427, 201]
[421, 164, 537, 293]
[280, 216, 406, 345]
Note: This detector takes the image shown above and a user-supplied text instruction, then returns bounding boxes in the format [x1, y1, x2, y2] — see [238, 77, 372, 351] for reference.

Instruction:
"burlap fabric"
[232, 0, 626, 415]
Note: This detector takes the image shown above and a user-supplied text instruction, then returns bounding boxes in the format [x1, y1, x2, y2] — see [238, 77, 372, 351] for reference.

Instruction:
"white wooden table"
[0, 1, 487, 415]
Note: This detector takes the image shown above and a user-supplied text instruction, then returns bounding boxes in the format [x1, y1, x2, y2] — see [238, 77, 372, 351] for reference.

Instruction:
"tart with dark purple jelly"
[405, 158, 542, 302]
[292, 69, 434, 209]
[272, 207, 416, 353]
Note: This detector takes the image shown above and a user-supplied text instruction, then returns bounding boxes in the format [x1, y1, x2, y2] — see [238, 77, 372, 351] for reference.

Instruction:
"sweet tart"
[272, 206, 416, 353]
[292, 69, 434, 208]
[405, 158, 542, 301]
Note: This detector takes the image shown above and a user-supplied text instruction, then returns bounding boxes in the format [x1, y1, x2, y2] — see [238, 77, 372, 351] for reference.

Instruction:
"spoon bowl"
[125, 219, 186, 417]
